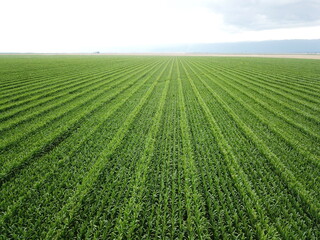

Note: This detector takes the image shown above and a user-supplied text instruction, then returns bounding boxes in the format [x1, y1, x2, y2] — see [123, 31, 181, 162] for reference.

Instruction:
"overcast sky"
[1, 0, 320, 52]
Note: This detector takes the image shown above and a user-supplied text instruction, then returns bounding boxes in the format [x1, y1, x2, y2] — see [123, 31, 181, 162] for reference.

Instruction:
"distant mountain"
[150, 39, 320, 54]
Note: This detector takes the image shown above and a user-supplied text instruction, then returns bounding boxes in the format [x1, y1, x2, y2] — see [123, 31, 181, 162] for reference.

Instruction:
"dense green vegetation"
[0, 55, 319, 239]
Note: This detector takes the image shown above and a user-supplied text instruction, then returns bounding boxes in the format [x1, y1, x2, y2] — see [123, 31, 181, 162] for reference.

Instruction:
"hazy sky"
[1, 0, 320, 52]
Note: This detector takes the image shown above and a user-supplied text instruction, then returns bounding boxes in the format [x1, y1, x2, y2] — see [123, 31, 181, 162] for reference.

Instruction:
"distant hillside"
[151, 39, 320, 54]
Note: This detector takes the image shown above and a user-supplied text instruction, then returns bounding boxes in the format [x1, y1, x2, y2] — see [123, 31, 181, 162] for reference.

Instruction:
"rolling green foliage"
[0, 55, 319, 239]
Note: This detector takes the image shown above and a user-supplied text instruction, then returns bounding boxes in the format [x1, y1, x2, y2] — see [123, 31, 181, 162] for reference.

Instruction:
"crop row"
[0, 56, 319, 239]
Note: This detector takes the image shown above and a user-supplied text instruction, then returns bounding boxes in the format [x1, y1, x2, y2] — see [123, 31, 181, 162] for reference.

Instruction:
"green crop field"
[0, 55, 319, 239]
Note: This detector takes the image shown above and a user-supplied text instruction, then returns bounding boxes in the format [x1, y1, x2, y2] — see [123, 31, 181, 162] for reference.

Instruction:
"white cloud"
[205, 0, 320, 30]
[0, 0, 319, 52]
